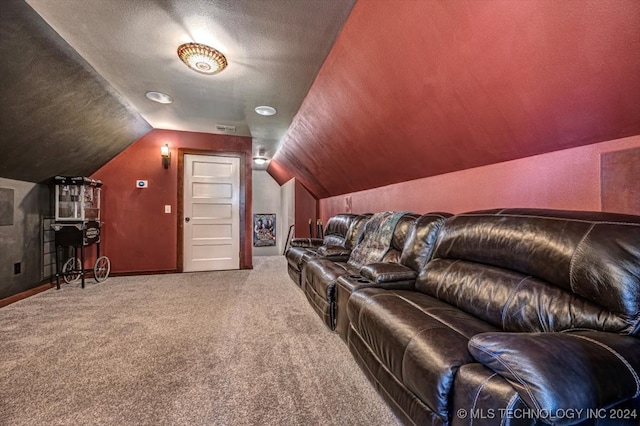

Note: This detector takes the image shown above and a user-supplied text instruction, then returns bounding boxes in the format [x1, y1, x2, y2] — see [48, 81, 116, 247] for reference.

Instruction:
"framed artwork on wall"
[253, 213, 276, 247]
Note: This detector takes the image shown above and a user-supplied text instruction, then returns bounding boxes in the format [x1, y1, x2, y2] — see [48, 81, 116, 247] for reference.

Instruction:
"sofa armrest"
[468, 331, 640, 425]
[360, 262, 417, 284]
[290, 238, 324, 248]
[317, 245, 351, 257]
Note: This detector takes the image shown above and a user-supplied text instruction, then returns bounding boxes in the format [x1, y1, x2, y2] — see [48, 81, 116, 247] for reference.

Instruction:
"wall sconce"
[161, 144, 171, 169]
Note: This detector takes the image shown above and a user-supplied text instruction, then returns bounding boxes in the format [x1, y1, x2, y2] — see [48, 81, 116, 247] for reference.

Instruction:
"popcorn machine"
[52, 176, 110, 288]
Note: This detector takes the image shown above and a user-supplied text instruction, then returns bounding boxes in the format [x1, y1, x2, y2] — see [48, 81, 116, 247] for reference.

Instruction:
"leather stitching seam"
[502, 394, 521, 426]
[571, 334, 640, 397]
[393, 292, 491, 339]
[468, 341, 542, 411]
[501, 276, 531, 330]
[469, 371, 498, 426]
[304, 283, 331, 321]
[569, 223, 595, 293]
[400, 326, 447, 384]
[433, 259, 460, 300]
[455, 213, 640, 227]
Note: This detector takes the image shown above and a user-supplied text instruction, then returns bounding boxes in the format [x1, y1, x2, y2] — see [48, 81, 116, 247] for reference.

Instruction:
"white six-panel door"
[183, 154, 240, 271]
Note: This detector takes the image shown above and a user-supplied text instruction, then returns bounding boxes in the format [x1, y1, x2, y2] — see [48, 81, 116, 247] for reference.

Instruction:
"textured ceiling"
[269, 0, 640, 198]
[4, 0, 639, 194]
[0, 0, 151, 183]
[24, 0, 356, 168]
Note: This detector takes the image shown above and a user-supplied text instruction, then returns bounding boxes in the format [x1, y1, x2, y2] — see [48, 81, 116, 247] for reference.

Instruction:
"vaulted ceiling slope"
[23, 0, 356, 170]
[269, 0, 640, 199]
[0, 0, 151, 183]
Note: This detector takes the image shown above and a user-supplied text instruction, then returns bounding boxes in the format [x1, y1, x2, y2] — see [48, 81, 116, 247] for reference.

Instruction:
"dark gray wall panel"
[0, 177, 49, 299]
[0, 0, 151, 183]
[0, 188, 14, 225]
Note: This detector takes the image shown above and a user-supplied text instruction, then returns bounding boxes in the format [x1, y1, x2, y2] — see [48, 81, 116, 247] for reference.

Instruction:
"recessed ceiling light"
[255, 105, 277, 116]
[145, 91, 173, 104]
[177, 42, 227, 75]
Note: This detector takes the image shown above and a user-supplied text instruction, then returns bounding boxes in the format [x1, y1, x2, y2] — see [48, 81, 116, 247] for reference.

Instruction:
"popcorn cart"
[51, 176, 110, 288]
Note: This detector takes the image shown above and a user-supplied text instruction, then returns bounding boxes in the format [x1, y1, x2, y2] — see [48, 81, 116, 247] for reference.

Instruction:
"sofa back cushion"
[344, 214, 372, 250]
[380, 213, 420, 263]
[416, 209, 640, 335]
[399, 213, 451, 271]
[347, 211, 415, 269]
[322, 213, 356, 247]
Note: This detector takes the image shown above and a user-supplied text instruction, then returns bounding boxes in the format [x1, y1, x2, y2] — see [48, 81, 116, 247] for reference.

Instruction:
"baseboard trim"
[109, 270, 179, 277]
[0, 281, 55, 308]
[110, 268, 254, 275]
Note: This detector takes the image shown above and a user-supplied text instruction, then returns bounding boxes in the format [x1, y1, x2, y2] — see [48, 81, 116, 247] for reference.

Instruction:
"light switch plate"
[164, 205, 171, 213]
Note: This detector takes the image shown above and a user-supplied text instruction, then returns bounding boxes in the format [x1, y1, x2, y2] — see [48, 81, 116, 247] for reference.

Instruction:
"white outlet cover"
[136, 180, 148, 188]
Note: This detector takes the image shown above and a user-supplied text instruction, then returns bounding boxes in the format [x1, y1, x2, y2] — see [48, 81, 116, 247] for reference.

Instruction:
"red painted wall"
[294, 181, 317, 238]
[92, 129, 253, 274]
[319, 135, 640, 223]
[270, 0, 640, 199]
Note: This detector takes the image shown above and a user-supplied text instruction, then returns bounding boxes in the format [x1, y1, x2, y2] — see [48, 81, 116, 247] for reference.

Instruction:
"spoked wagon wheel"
[94, 256, 111, 282]
[62, 257, 82, 284]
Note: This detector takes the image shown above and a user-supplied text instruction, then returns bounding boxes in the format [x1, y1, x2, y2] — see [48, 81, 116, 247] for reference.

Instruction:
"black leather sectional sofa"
[285, 208, 640, 426]
[285, 213, 370, 287]
[304, 211, 423, 330]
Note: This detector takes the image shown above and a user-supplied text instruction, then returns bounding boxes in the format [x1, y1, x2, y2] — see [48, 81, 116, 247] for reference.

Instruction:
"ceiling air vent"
[215, 124, 236, 133]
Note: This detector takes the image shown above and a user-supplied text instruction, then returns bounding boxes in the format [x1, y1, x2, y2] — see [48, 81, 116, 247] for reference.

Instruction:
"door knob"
[185, 217, 190, 222]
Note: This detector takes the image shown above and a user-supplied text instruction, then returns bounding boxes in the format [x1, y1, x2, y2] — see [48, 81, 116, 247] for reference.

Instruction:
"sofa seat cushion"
[288, 246, 356, 273]
[299, 250, 320, 268]
[360, 262, 417, 284]
[335, 273, 418, 343]
[317, 245, 351, 257]
[348, 288, 498, 420]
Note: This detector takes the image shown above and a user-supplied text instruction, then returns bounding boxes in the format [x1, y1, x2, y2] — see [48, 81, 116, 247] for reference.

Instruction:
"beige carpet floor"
[0, 256, 400, 426]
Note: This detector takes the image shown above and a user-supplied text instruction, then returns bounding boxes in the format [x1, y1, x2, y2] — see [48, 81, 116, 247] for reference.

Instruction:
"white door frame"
[177, 149, 248, 271]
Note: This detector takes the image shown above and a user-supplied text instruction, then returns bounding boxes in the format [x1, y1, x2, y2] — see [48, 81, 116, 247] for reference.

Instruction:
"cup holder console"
[345, 274, 370, 284]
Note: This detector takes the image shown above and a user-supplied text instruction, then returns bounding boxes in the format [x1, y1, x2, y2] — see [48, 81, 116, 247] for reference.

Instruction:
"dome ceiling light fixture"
[177, 42, 228, 75]
[253, 149, 269, 165]
[253, 157, 268, 165]
[145, 91, 173, 104]
[254, 105, 277, 116]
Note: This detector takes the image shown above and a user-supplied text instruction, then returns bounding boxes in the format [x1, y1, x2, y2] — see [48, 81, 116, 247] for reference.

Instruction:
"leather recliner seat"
[334, 212, 451, 342]
[303, 211, 419, 330]
[346, 208, 640, 426]
[286, 213, 365, 286]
